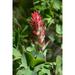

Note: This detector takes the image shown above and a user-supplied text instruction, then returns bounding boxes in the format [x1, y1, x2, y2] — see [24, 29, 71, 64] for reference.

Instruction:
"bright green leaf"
[13, 48, 21, 61]
[25, 52, 45, 68]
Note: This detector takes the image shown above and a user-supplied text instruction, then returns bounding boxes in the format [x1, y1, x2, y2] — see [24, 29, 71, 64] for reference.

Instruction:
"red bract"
[30, 11, 46, 49]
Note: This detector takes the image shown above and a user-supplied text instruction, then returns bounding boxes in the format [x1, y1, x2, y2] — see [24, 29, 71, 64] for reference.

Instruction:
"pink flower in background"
[30, 11, 46, 49]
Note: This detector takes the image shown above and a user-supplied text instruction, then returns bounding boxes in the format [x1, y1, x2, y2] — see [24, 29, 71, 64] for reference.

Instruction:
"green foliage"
[13, 0, 62, 75]
[56, 24, 62, 35]
[56, 56, 62, 75]
[13, 48, 22, 61]
[16, 67, 33, 75]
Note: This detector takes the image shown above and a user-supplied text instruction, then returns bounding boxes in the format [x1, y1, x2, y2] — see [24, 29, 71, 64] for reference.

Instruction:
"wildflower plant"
[13, 0, 62, 75]
[30, 11, 46, 50]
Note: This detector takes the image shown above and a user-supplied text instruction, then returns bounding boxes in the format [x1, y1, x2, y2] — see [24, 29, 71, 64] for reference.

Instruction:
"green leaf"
[56, 55, 62, 68]
[34, 64, 44, 72]
[56, 55, 62, 75]
[38, 67, 51, 75]
[24, 67, 33, 75]
[53, 0, 61, 10]
[34, 0, 40, 5]
[21, 53, 28, 69]
[16, 68, 25, 75]
[16, 67, 33, 75]
[44, 64, 50, 69]
[26, 47, 34, 52]
[25, 52, 35, 67]
[21, 25, 28, 33]
[33, 58, 45, 68]
[13, 48, 21, 61]
[44, 15, 54, 27]
[25, 52, 45, 69]
[56, 24, 62, 35]
[34, 63, 51, 75]
[33, 5, 46, 11]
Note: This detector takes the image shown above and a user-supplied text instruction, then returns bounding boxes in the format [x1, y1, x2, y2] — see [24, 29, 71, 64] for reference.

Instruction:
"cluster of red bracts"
[30, 11, 46, 49]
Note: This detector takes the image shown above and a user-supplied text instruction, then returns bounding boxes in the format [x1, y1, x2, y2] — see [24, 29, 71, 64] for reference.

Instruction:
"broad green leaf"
[33, 58, 45, 68]
[24, 67, 33, 75]
[13, 48, 21, 61]
[16, 68, 25, 75]
[25, 52, 45, 68]
[16, 67, 33, 75]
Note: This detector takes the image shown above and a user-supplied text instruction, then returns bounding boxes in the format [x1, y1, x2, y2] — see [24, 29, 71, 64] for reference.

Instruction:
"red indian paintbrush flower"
[30, 11, 46, 50]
